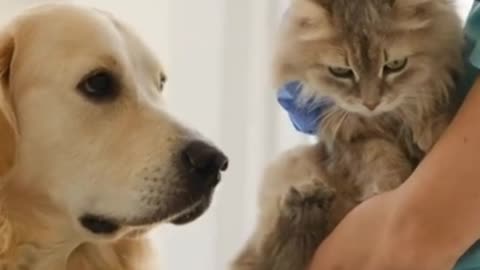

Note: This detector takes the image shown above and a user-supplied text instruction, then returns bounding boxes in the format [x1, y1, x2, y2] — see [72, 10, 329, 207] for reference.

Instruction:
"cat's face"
[305, 35, 417, 116]
[275, 0, 462, 117]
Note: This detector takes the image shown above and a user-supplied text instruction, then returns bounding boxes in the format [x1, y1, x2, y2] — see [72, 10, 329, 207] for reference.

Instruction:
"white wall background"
[0, 0, 474, 269]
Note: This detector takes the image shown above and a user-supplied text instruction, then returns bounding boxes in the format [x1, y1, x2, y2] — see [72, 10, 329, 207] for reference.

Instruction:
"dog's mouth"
[80, 215, 120, 235]
[170, 194, 212, 225]
[79, 193, 214, 235]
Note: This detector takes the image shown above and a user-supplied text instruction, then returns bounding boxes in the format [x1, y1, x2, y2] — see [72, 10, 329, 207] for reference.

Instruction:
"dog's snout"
[182, 141, 229, 177]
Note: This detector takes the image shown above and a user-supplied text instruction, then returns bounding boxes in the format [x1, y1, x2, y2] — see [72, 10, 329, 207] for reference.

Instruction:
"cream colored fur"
[0, 3, 221, 270]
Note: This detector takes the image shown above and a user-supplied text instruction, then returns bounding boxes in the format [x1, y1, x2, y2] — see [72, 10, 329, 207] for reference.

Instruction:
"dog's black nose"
[182, 141, 228, 178]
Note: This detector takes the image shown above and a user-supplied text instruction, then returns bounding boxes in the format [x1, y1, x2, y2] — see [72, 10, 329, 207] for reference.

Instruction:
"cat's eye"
[328, 66, 354, 79]
[384, 58, 408, 74]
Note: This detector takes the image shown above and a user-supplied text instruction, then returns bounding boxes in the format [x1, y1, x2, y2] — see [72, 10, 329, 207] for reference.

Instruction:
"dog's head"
[0, 4, 228, 238]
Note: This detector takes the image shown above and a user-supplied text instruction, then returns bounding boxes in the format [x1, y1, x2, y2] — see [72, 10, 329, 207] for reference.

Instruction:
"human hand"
[308, 191, 460, 270]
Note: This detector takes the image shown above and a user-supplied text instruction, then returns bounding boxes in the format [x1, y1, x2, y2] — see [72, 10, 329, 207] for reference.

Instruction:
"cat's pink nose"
[363, 101, 379, 111]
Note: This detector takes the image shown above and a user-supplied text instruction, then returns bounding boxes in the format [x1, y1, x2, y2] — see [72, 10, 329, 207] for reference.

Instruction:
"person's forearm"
[394, 77, 480, 260]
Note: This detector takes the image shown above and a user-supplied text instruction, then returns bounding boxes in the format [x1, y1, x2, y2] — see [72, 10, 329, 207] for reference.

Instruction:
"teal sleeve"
[457, 242, 480, 270]
[453, 2, 480, 270]
[467, 4, 480, 68]
[458, 2, 480, 101]
[470, 41, 480, 69]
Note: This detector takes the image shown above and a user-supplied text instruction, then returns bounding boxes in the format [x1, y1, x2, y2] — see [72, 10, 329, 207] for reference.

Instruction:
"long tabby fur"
[232, 0, 464, 269]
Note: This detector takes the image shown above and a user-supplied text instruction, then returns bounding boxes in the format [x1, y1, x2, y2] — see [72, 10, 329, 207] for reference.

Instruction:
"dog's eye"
[78, 71, 118, 101]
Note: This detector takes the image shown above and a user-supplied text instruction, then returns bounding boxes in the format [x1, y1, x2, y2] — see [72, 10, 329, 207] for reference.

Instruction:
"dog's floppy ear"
[0, 29, 17, 177]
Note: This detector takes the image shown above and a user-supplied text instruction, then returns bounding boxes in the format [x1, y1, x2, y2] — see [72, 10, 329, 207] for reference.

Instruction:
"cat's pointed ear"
[386, 0, 396, 7]
[310, 0, 333, 10]
[392, 0, 441, 7]
[390, 0, 435, 30]
[285, 0, 333, 41]
[0, 28, 17, 177]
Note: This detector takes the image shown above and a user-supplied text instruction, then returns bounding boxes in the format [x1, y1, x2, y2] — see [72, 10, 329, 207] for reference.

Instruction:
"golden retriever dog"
[0, 3, 228, 269]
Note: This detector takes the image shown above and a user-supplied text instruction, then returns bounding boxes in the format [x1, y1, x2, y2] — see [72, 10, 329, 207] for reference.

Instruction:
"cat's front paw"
[280, 182, 335, 222]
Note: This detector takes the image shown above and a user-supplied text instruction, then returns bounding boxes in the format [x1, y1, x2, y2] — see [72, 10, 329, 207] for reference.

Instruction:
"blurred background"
[0, 0, 474, 269]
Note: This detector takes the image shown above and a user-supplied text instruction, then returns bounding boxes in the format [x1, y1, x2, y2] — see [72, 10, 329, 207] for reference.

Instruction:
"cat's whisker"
[402, 94, 429, 101]
[322, 109, 346, 135]
[318, 108, 337, 123]
[331, 111, 349, 142]
[294, 81, 304, 93]
[403, 91, 440, 102]
[318, 107, 338, 127]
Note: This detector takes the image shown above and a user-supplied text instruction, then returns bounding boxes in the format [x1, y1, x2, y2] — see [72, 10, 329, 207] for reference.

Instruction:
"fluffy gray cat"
[232, 0, 463, 269]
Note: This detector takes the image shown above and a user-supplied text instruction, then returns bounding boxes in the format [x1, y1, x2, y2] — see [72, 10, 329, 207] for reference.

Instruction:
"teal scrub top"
[452, 1, 480, 269]
[459, 0, 480, 100]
